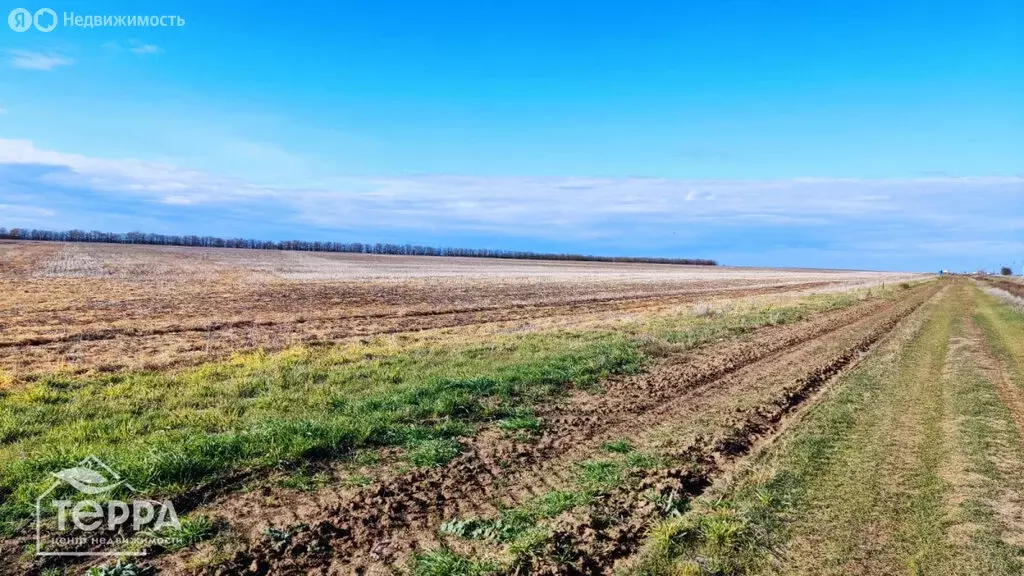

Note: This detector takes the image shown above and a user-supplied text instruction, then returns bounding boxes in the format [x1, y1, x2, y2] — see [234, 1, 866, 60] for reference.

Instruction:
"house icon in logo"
[43, 455, 137, 496]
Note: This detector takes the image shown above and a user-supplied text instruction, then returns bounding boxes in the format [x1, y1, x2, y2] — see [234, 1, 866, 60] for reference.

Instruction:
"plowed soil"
[150, 282, 939, 575]
[987, 278, 1024, 299]
[0, 242, 918, 377]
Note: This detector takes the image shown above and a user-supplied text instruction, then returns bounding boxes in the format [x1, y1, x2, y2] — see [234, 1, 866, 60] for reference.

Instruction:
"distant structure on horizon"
[0, 226, 718, 267]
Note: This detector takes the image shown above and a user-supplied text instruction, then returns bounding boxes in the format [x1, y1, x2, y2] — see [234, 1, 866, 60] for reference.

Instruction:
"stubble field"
[0, 241, 913, 378]
[7, 242, 1023, 576]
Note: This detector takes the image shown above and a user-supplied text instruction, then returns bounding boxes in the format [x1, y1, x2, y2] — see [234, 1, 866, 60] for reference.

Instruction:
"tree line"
[0, 227, 718, 266]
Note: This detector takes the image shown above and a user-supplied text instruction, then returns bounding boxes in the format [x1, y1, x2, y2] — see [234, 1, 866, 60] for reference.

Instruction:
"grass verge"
[630, 281, 1024, 575]
[0, 286, 903, 534]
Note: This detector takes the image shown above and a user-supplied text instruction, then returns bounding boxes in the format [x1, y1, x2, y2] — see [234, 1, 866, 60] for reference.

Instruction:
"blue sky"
[0, 0, 1022, 271]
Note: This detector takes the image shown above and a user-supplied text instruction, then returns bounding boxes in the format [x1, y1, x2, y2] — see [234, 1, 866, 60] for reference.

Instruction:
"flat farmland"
[13, 243, 1024, 576]
[0, 241, 917, 378]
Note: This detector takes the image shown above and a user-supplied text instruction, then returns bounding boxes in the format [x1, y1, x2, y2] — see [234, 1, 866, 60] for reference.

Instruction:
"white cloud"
[101, 41, 163, 57]
[0, 204, 55, 218]
[916, 240, 1024, 255]
[0, 138, 1021, 244]
[7, 50, 74, 71]
[129, 43, 163, 55]
[0, 139, 276, 203]
[161, 195, 198, 205]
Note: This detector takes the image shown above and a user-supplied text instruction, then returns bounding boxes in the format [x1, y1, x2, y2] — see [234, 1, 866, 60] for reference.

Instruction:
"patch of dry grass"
[632, 282, 1024, 575]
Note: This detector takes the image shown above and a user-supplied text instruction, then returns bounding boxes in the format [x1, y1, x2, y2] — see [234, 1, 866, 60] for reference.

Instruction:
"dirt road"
[154, 282, 937, 575]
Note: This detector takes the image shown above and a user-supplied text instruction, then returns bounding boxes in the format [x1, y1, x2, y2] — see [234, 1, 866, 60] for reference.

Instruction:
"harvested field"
[0, 241, 919, 377]
[14, 242, 1013, 576]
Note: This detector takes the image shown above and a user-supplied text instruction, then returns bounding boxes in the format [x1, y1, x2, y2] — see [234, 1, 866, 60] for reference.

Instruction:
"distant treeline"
[0, 227, 718, 266]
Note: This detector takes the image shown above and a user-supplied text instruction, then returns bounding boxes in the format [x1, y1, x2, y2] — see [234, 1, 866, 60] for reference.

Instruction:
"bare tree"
[0, 226, 718, 266]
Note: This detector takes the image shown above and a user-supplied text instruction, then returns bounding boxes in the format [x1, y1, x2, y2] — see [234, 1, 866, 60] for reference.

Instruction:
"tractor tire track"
[178, 284, 937, 575]
[0, 281, 833, 349]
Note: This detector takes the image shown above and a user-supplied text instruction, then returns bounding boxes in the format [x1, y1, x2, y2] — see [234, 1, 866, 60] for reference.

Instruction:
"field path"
[159, 283, 937, 574]
[663, 280, 1024, 576]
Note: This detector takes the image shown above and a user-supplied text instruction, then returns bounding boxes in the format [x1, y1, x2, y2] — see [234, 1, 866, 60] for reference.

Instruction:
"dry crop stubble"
[0, 242, 922, 377]
[0, 243, 932, 575]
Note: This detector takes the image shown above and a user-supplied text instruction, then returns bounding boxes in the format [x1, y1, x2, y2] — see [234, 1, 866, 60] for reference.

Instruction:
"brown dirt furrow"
[174, 283, 936, 575]
[970, 317, 1024, 439]
[0, 281, 831, 348]
[0, 281, 835, 376]
[985, 278, 1024, 300]
[522, 288, 938, 575]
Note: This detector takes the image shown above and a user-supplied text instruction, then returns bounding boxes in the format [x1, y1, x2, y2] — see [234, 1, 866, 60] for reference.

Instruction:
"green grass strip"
[0, 286, 899, 534]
